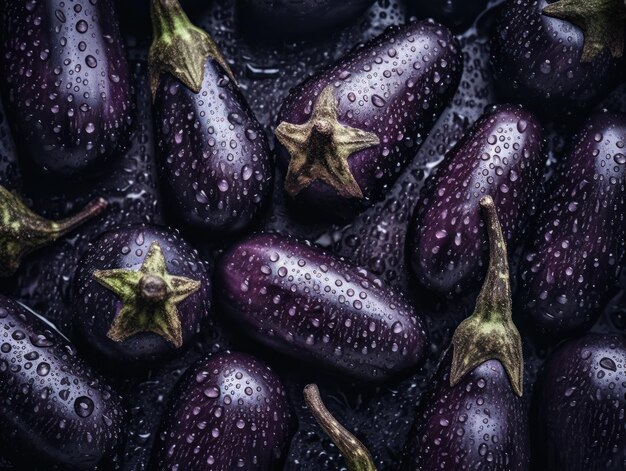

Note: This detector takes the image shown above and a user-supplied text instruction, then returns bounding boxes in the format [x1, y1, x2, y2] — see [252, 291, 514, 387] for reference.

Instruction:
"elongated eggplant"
[403, 196, 528, 470]
[0, 294, 124, 469]
[407, 104, 544, 296]
[215, 233, 429, 381]
[0, 0, 133, 177]
[150, 0, 273, 235]
[408, 0, 489, 32]
[238, 0, 376, 37]
[151, 351, 294, 470]
[72, 225, 211, 365]
[518, 112, 626, 339]
[534, 333, 626, 471]
[0, 186, 107, 277]
[274, 20, 462, 220]
[491, 0, 625, 113]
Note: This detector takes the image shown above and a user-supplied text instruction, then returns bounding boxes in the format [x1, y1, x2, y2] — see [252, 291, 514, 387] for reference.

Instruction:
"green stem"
[303, 384, 377, 471]
[50, 197, 108, 235]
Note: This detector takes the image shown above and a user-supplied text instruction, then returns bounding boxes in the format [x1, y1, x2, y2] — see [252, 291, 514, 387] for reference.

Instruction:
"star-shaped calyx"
[93, 242, 200, 348]
[543, 0, 626, 62]
[275, 85, 380, 199]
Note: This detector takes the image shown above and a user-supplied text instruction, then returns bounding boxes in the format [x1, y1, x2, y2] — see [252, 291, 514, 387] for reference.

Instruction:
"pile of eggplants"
[0, 0, 625, 469]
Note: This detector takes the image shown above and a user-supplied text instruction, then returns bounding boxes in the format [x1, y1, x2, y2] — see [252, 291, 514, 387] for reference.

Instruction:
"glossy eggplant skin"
[534, 334, 626, 471]
[0, 294, 124, 469]
[407, 104, 545, 296]
[402, 350, 529, 471]
[408, 0, 489, 32]
[155, 58, 273, 235]
[151, 351, 294, 471]
[238, 0, 376, 37]
[490, 0, 622, 113]
[518, 113, 626, 340]
[275, 20, 462, 220]
[72, 225, 211, 365]
[216, 233, 429, 381]
[0, 0, 133, 177]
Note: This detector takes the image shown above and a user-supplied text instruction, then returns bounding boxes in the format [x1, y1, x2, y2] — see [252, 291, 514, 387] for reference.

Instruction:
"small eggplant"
[72, 225, 211, 365]
[151, 351, 294, 470]
[150, 0, 273, 235]
[518, 112, 626, 339]
[0, 186, 107, 277]
[403, 196, 528, 470]
[274, 20, 462, 220]
[0, 294, 124, 469]
[0, 0, 133, 177]
[534, 333, 626, 471]
[408, 0, 490, 32]
[407, 104, 544, 296]
[490, 0, 625, 113]
[237, 0, 376, 38]
[215, 233, 429, 381]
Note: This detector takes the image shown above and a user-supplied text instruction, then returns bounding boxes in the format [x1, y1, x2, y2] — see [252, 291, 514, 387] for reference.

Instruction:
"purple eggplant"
[407, 104, 545, 296]
[238, 0, 376, 37]
[274, 20, 462, 220]
[534, 333, 626, 471]
[71, 225, 211, 365]
[150, 0, 273, 235]
[0, 186, 108, 277]
[0, 294, 124, 469]
[0, 0, 133, 177]
[151, 351, 294, 471]
[215, 233, 429, 381]
[490, 0, 625, 113]
[408, 0, 490, 32]
[518, 112, 626, 339]
[403, 196, 527, 470]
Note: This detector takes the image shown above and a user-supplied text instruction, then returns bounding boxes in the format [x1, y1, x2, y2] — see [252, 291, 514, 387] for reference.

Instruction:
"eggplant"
[0, 0, 133, 177]
[402, 196, 527, 470]
[518, 112, 626, 340]
[215, 233, 429, 381]
[534, 333, 626, 471]
[150, 0, 273, 235]
[151, 351, 294, 471]
[408, 0, 489, 32]
[274, 20, 462, 220]
[407, 104, 545, 296]
[0, 294, 124, 469]
[0, 186, 107, 277]
[72, 225, 211, 365]
[490, 0, 625, 113]
[237, 0, 376, 38]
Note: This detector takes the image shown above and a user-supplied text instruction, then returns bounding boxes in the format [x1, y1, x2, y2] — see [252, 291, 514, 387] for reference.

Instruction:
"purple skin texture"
[407, 104, 545, 296]
[0, 0, 133, 178]
[151, 351, 294, 471]
[275, 20, 462, 219]
[72, 225, 212, 365]
[490, 0, 622, 113]
[154, 58, 273, 235]
[518, 112, 626, 340]
[215, 233, 429, 381]
[535, 334, 626, 471]
[408, 0, 489, 32]
[0, 294, 124, 469]
[401, 350, 529, 471]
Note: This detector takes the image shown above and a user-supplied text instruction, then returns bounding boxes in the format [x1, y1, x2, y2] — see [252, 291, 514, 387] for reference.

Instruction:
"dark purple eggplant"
[518, 112, 626, 340]
[407, 104, 544, 296]
[151, 351, 294, 471]
[408, 0, 489, 32]
[534, 333, 626, 471]
[0, 186, 107, 277]
[150, 0, 273, 235]
[403, 196, 528, 470]
[0, 0, 133, 177]
[491, 0, 625, 113]
[274, 20, 462, 220]
[72, 225, 211, 365]
[0, 294, 124, 469]
[215, 233, 429, 381]
[237, 0, 376, 38]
